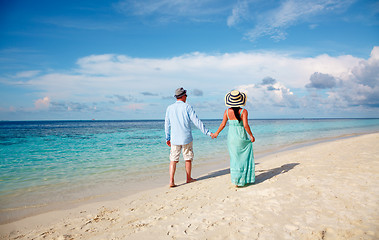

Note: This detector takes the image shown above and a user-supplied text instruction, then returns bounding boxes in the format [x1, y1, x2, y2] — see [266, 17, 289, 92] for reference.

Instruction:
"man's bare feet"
[169, 183, 177, 188]
[186, 178, 197, 184]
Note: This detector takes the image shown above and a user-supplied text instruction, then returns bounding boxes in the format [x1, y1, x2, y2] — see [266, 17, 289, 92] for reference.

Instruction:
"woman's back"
[227, 108, 244, 121]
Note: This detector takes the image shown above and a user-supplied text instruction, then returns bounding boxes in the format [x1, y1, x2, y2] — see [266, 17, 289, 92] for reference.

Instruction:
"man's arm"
[187, 105, 211, 136]
[164, 108, 171, 146]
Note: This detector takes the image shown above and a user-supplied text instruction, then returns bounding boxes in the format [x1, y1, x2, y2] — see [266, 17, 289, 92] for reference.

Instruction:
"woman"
[212, 90, 255, 187]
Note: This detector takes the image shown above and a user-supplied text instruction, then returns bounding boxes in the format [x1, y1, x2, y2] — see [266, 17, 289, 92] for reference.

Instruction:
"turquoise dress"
[227, 109, 255, 186]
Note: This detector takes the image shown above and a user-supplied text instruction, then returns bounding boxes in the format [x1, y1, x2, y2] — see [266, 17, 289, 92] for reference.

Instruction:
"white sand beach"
[1, 133, 378, 240]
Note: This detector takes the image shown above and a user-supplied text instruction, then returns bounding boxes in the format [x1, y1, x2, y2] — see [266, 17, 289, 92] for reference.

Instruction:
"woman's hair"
[231, 107, 242, 122]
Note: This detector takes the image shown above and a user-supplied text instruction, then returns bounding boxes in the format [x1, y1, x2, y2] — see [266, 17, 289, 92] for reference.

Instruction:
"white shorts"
[170, 142, 194, 162]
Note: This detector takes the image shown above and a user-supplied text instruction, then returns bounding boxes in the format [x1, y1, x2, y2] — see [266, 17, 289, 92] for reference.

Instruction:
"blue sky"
[0, 0, 378, 120]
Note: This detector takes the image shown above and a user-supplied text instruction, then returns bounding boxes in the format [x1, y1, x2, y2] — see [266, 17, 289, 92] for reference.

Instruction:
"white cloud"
[243, 0, 355, 41]
[238, 78, 299, 110]
[116, 0, 355, 42]
[115, 0, 230, 22]
[14, 70, 40, 78]
[328, 46, 379, 108]
[115, 103, 146, 111]
[34, 96, 50, 110]
[50, 101, 98, 113]
[14, 51, 361, 100]
[299, 47, 379, 110]
[73, 51, 360, 90]
[2, 46, 378, 118]
[227, 0, 249, 27]
[235, 46, 378, 114]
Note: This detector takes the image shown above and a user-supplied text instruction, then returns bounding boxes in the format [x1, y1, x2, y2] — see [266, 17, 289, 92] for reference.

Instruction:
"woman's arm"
[242, 109, 255, 142]
[213, 110, 228, 138]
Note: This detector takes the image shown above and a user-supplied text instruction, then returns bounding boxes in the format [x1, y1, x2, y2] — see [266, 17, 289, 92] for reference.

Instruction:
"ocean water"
[1, 118, 379, 222]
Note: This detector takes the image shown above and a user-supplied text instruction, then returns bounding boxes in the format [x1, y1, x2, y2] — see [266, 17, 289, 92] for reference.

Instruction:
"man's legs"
[185, 160, 196, 183]
[183, 142, 196, 183]
[169, 144, 181, 187]
[169, 161, 178, 187]
[169, 142, 196, 187]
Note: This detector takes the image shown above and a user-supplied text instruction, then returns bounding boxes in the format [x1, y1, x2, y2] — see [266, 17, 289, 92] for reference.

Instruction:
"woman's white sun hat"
[225, 90, 246, 107]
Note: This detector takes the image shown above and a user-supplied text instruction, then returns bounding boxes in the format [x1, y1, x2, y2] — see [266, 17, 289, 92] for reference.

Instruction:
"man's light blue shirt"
[165, 100, 210, 145]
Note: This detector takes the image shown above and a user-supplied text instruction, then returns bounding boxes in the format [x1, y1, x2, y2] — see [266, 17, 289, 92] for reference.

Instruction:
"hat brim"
[174, 90, 187, 98]
[225, 92, 246, 107]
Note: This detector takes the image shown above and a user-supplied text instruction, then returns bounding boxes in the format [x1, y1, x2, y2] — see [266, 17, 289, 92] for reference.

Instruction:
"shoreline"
[0, 131, 378, 225]
[1, 132, 378, 239]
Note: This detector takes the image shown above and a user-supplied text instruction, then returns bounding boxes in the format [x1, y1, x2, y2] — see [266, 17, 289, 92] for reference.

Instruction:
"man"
[165, 87, 213, 188]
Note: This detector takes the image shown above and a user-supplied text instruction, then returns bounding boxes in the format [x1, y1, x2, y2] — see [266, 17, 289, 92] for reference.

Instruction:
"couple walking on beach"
[165, 87, 255, 188]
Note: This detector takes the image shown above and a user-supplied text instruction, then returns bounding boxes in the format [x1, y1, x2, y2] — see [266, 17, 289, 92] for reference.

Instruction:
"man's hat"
[174, 87, 187, 98]
[225, 90, 246, 107]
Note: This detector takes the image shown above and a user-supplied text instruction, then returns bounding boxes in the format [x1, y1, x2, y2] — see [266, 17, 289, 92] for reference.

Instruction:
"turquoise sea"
[1, 118, 379, 222]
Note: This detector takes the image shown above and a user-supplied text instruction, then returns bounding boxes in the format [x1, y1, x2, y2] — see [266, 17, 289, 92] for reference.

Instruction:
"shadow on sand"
[197, 163, 263, 182]
[233, 163, 300, 188]
[193, 163, 299, 187]
[255, 163, 300, 184]
[197, 168, 230, 181]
